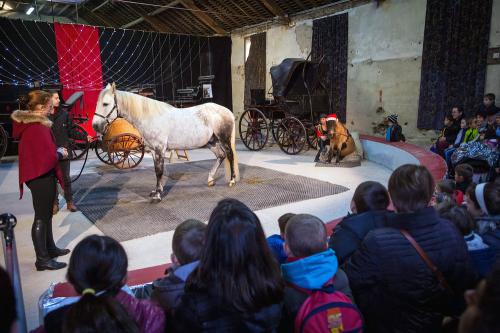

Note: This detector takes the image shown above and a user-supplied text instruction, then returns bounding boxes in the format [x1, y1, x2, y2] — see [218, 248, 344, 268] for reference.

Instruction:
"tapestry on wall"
[417, 0, 492, 129]
[311, 13, 348, 122]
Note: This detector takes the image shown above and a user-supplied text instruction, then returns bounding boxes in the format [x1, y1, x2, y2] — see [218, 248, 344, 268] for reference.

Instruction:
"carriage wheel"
[306, 125, 318, 150]
[69, 125, 89, 161]
[107, 133, 145, 169]
[0, 125, 7, 159]
[94, 140, 115, 165]
[276, 117, 307, 155]
[239, 108, 269, 151]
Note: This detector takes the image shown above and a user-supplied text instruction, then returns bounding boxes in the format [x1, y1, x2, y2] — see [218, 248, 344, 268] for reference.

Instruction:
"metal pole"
[1, 213, 27, 333]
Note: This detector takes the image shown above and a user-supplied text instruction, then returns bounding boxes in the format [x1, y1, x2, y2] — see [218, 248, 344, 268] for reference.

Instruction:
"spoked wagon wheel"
[94, 140, 115, 165]
[107, 133, 145, 169]
[239, 108, 269, 151]
[276, 117, 307, 155]
[0, 124, 7, 159]
[69, 125, 89, 161]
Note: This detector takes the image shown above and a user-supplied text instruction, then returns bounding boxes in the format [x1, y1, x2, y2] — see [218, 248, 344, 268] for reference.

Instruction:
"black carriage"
[239, 57, 330, 155]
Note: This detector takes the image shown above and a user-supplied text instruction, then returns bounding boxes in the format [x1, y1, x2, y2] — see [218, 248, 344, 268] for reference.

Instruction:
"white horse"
[92, 83, 239, 202]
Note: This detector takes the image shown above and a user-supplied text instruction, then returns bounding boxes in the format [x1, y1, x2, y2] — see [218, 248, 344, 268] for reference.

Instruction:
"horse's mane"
[98, 88, 174, 119]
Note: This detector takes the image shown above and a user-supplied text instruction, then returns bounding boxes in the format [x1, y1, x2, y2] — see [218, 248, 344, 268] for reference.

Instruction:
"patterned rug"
[73, 160, 348, 241]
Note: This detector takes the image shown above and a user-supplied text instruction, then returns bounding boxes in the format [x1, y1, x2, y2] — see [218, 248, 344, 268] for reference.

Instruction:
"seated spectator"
[476, 93, 500, 122]
[432, 114, 456, 156]
[477, 112, 496, 140]
[280, 214, 360, 333]
[151, 219, 206, 311]
[345, 164, 477, 333]
[455, 164, 474, 194]
[464, 117, 480, 143]
[459, 262, 500, 333]
[314, 114, 329, 162]
[440, 206, 495, 278]
[0, 266, 16, 333]
[385, 114, 405, 142]
[267, 213, 295, 264]
[329, 181, 391, 264]
[171, 198, 283, 332]
[496, 112, 500, 138]
[465, 182, 500, 249]
[445, 117, 476, 177]
[42, 235, 165, 333]
[435, 179, 463, 206]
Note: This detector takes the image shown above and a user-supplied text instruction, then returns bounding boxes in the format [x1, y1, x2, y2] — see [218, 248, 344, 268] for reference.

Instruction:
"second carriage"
[239, 57, 331, 155]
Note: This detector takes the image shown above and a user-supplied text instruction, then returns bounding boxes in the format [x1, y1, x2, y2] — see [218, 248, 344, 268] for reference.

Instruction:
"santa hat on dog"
[326, 114, 338, 121]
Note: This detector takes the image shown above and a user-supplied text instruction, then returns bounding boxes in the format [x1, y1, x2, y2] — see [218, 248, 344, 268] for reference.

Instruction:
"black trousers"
[26, 172, 56, 224]
[58, 159, 73, 202]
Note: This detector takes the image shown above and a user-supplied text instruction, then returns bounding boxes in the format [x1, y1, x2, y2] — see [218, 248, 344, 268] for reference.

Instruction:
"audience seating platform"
[49, 135, 446, 299]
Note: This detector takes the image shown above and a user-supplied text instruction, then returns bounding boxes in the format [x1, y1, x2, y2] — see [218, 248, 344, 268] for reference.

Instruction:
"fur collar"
[11, 110, 52, 127]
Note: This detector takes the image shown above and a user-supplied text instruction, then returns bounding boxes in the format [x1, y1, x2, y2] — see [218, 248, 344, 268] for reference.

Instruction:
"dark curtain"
[244, 33, 266, 106]
[311, 13, 348, 122]
[417, 0, 492, 129]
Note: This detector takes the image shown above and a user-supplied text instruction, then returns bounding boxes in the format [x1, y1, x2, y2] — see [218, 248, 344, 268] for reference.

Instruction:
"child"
[464, 117, 479, 142]
[432, 114, 454, 156]
[435, 179, 462, 206]
[385, 114, 404, 142]
[280, 214, 361, 333]
[151, 219, 206, 311]
[455, 164, 474, 194]
[444, 117, 470, 176]
[266, 213, 295, 264]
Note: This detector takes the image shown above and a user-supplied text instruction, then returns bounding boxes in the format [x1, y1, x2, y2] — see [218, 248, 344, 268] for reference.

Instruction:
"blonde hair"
[27, 90, 51, 112]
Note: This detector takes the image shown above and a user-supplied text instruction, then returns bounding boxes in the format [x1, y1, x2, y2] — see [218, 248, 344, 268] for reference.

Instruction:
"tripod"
[1, 213, 27, 333]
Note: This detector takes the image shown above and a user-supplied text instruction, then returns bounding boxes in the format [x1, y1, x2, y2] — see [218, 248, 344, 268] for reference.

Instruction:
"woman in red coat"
[11, 90, 68, 271]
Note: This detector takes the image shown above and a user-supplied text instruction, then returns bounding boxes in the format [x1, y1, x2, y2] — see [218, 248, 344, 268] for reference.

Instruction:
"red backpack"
[294, 284, 364, 333]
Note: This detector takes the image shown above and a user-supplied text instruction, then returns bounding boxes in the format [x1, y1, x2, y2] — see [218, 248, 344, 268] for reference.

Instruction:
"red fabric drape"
[55, 23, 103, 136]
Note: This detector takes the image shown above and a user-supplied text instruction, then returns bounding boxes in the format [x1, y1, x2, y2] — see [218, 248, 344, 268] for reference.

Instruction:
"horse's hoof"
[151, 195, 162, 203]
[149, 190, 157, 197]
[229, 180, 235, 187]
[208, 180, 215, 187]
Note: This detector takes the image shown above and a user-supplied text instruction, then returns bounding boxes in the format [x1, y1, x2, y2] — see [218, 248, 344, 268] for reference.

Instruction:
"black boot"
[46, 219, 70, 258]
[32, 219, 66, 271]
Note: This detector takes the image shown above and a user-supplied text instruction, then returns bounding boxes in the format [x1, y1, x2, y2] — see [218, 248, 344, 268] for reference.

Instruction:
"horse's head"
[93, 83, 119, 134]
[325, 114, 339, 138]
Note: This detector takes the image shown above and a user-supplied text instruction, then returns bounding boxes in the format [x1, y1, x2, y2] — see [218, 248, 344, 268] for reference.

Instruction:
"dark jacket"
[279, 249, 352, 333]
[329, 210, 391, 265]
[11, 110, 64, 198]
[477, 103, 500, 117]
[445, 117, 462, 145]
[42, 291, 165, 333]
[344, 207, 477, 333]
[50, 108, 86, 149]
[170, 289, 282, 333]
[476, 215, 500, 250]
[151, 261, 198, 311]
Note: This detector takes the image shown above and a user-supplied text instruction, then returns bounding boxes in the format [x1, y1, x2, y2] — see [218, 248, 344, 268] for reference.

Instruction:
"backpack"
[294, 284, 364, 333]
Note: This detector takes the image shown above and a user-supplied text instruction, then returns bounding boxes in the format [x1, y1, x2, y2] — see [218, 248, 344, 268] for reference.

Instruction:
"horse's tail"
[224, 118, 240, 182]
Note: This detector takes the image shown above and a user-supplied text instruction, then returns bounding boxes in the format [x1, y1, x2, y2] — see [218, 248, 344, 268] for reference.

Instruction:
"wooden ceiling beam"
[259, 0, 286, 17]
[89, 9, 116, 28]
[121, 0, 179, 29]
[142, 15, 170, 33]
[178, 0, 226, 35]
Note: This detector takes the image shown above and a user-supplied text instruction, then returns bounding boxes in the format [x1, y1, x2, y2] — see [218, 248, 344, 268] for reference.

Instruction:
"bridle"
[94, 91, 120, 130]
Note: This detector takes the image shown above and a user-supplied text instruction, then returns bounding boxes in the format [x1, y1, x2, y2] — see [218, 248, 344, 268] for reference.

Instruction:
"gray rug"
[73, 160, 348, 241]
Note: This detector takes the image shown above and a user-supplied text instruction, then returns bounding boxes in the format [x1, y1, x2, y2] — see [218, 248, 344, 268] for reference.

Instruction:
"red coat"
[11, 110, 64, 198]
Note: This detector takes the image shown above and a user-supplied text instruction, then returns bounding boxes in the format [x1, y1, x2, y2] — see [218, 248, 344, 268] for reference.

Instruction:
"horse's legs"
[207, 140, 225, 187]
[151, 149, 164, 202]
[221, 140, 236, 187]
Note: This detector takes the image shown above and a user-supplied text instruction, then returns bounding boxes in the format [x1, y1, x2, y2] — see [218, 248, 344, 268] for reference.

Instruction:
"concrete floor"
[0, 142, 392, 330]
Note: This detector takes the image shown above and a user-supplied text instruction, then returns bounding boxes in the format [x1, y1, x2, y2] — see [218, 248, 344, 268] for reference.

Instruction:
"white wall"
[485, 0, 500, 98]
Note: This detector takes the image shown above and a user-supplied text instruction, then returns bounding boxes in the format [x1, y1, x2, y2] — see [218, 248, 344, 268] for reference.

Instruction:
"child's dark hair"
[484, 93, 495, 101]
[445, 114, 454, 122]
[0, 266, 16, 333]
[466, 117, 475, 127]
[62, 293, 139, 333]
[67, 235, 127, 295]
[455, 164, 474, 183]
[437, 179, 456, 195]
[278, 213, 296, 234]
[440, 206, 475, 236]
[352, 181, 390, 214]
[388, 164, 434, 213]
[285, 214, 327, 257]
[467, 182, 500, 215]
[172, 219, 206, 265]
[187, 198, 283, 313]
